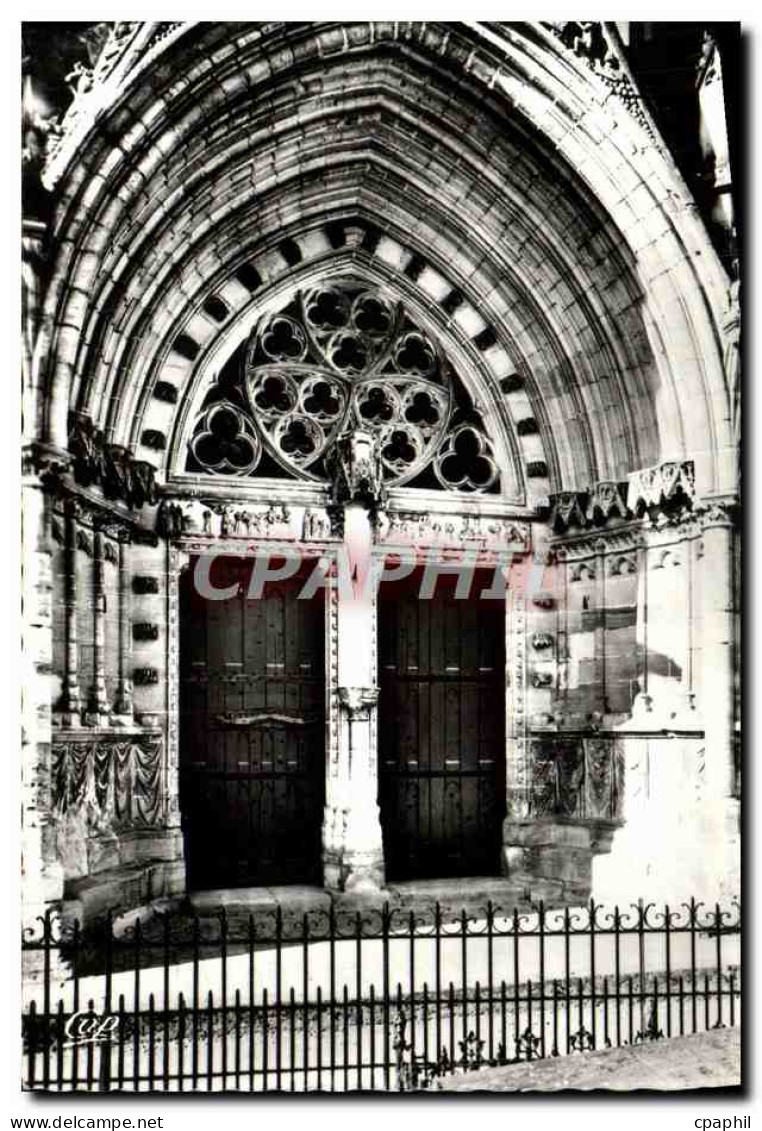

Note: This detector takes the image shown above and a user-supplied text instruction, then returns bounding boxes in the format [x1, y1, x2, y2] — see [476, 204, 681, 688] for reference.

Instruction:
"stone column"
[112, 529, 134, 720]
[699, 505, 737, 799]
[87, 527, 110, 721]
[21, 456, 65, 926]
[60, 499, 82, 725]
[323, 430, 388, 892]
[337, 684, 385, 891]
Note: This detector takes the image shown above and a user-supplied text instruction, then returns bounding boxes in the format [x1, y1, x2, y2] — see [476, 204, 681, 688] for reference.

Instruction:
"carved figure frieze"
[378, 510, 530, 552]
[158, 498, 300, 540]
[531, 632, 554, 651]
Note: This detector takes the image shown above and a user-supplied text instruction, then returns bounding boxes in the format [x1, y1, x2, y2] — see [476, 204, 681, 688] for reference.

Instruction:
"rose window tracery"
[186, 279, 500, 493]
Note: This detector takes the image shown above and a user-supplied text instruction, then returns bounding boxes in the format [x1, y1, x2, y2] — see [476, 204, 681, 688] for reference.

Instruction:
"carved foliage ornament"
[187, 280, 500, 494]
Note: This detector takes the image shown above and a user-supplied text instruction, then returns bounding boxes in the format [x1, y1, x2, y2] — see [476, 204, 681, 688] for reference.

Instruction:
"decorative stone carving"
[51, 735, 163, 830]
[626, 460, 695, 515]
[67, 416, 158, 508]
[531, 632, 554, 651]
[133, 667, 159, 685]
[379, 510, 530, 553]
[187, 279, 501, 494]
[528, 733, 623, 820]
[133, 575, 159, 594]
[546, 22, 656, 141]
[531, 670, 554, 689]
[133, 623, 159, 642]
[302, 507, 333, 541]
[326, 428, 387, 514]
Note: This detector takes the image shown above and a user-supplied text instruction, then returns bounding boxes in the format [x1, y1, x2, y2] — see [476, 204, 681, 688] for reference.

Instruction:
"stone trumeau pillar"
[325, 430, 387, 892]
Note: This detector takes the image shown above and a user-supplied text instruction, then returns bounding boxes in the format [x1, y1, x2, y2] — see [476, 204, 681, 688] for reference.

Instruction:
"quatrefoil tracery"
[188, 280, 500, 493]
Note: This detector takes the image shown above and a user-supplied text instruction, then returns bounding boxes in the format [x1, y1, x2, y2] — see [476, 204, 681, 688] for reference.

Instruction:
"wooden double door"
[377, 572, 506, 880]
[179, 558, 325, 890]
[180, 557, 507, 889]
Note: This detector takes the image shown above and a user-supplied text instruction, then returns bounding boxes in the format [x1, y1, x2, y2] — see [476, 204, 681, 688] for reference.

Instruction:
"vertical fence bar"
[248, 914, 255, 1092]
[382, 905, 390, 1090]
[71, 919, 81, 1090]
[42, 911, 52, 1092]
[704, 973, 710, 1032]
[369, 984, 376, 1089]
[56, 1001, 64, 1091]
[678, 976, 685, 1036]
[86, 1000, 95, 1091]
[474, 982, 482, 1068]
[637, 899, 646, 1040]
[460, 910, 468, 1046]
[486, 901, 494, 1064]
[220, 909, 228, 1090]
[614, 905, 622, 1048]
[729, 971, 735, 1028]
[422, 982, 430, 1075]
[275, 906, 282, 1091]
[234, 988, 242, 1091]
[589, 900, 596, 1049]
[552, 980, 560, 1056]
[409, 911, 417, 1072]
[435, 904, 442, 1069]
[602, 977, 609, 1049]
[177, 992, 185, 1093]
[206, 990, 214, 1092]
[665, 905, 672, 1038]
[27, 999, 37, 1091]
[316, 985, 322, 1092]
[147, 992, 155, 1091]
[690, 898, 698, 1034]
[512, 908, 521, 1056]
[303, 913, 310, 1092]
[289, 987, 297, 1092]
[500, 979, 507, 1061]
[117, 994, 125, 1091]
[343, 984, 350, 1092]
[262, 987, 269, 1093]
[162, 915, 171, 1091]
[538, 902, 546, 1058]
[133, 921, 141, 1092]
[355, 912, 363, 1091]
[715, 903, 723, 1029]
[329, 903, 336, 1092]
[627, 976, 634, 1045]
[564, 907, 571, 1054]
[448, 983, 456, 1074]
[192, 914, 200, 1090]
[99, 912, 113, 1092]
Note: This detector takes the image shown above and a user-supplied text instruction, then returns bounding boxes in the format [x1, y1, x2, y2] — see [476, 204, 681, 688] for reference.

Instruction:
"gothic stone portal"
[179, 558, 326, 889]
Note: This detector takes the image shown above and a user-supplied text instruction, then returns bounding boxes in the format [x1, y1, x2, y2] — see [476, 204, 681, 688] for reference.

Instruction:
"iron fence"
[22, 897, 740, 1092]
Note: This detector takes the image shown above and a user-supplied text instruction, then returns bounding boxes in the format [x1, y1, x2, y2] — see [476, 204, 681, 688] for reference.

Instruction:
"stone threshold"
[187, 876, 536, 920]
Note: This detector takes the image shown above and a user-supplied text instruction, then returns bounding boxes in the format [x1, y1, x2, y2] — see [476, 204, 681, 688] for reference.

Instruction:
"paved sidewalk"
[437, 1027, 741, 1091]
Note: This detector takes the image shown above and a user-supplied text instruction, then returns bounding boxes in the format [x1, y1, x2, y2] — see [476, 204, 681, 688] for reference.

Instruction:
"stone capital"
[338, 685, 379, 720]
